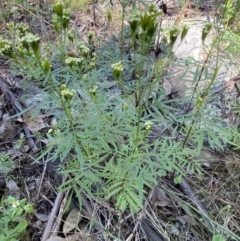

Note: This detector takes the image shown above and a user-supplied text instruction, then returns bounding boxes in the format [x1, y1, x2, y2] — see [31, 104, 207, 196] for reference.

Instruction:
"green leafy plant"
[52, 2, 70, 62]
[221, 0, 240, 31]
[0, 154, 13, 175]
[1, 2, 240, 240]
[0, 196, 34, 241]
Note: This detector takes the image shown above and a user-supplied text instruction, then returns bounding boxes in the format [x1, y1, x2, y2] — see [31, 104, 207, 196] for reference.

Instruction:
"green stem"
[136, 41, 147, 139]
[119, 0, 126, 60]
[58, 29, 67, 64]
[182, 37, 220, 148]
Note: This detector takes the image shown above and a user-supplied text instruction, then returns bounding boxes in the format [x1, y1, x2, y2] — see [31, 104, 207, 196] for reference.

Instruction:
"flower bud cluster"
[52, 2, 70, 33]
[60, 84, 76, 103]
[1, 22, 42, 60]
[90, 52, 97, 69]
[48, 126, 60, 136]
[41, 59, 52, 73]
[144, 121, 153, 131]
[78, 41, 90, 58]
[89, 86, 98, 102]
[20, 33, 41, 56]
[169, 26, 180, 47]
[0, 38, 13, 57]
[129, 4, 163, 43]
[65, 56, 84, 69]
[89, 86, 98, 94]
[15, 23, 31, 37]
[68, 29, 76, 42]
[6, 22, 30, 38]
[129, 10, 140, 34]
[111, 61, 123, 80]
[202, 23, 212, 42]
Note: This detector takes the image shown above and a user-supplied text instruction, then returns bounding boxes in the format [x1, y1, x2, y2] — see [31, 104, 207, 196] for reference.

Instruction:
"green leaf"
[192, 67, 201, 83]
[181, 25, 189, 42]
[58, 178, 75, 191]
[64, 189, 74, 213]
[106, 186, 123, 200]
[5, 196, 15, 203]
[1, 215, 11, 223]
[24, 203, 34, 213]
[128, 190, 143, 209]
[125, 193, 140, 215]
[117, 193, 127, 212]
[197, 130, 204, 153]
[174, 174, 183, 184]
[73, 185, 83, 208]
[74, 142, 84, 168]
[204, 67, 209, 80]
[126, 189, 141, 210]
[60, 133, 74, 161]
[212, 234, 226, 241]
[12, 207, 23, 217]
[108, 181, 124, 190]
[138, 172, 143, 202]
[13, 220, 28, 233]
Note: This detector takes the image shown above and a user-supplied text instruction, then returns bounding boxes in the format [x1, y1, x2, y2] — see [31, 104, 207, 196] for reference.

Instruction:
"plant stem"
[182, 37, 220, 148]
[119, 0, 126, 60]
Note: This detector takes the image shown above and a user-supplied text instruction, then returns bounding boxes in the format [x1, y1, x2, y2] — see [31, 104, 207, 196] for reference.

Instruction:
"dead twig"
[36, 153, 49, 199]
[13, 3, 51, 25]
[5, 88, 39, 152]
[179, 178, 215, 232]
[0, 79, 39, 151]
[41, 191, 65, 241]
[208, 74, 240, 97]
[51, 190, 69, 237]
[41, 175, 69, 241]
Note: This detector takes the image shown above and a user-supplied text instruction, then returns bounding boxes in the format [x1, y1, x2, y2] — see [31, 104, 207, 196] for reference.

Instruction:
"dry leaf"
[22, 111, 46, 132]
[0, 113, 16, 141]
[10, 6, 18, 13]
[153, 187, 171, 207]
[46, 236, 66, 241]
[63, 208, 82, 234]
[163, 79, 172, 95]
[175, 215, 198, 226]
[7, 148, 22, 159]
[6, 180, 20, 199]
[155, 199, 171, 207]
[35, 212, 49, 222]
[50, 117, 57, 127]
